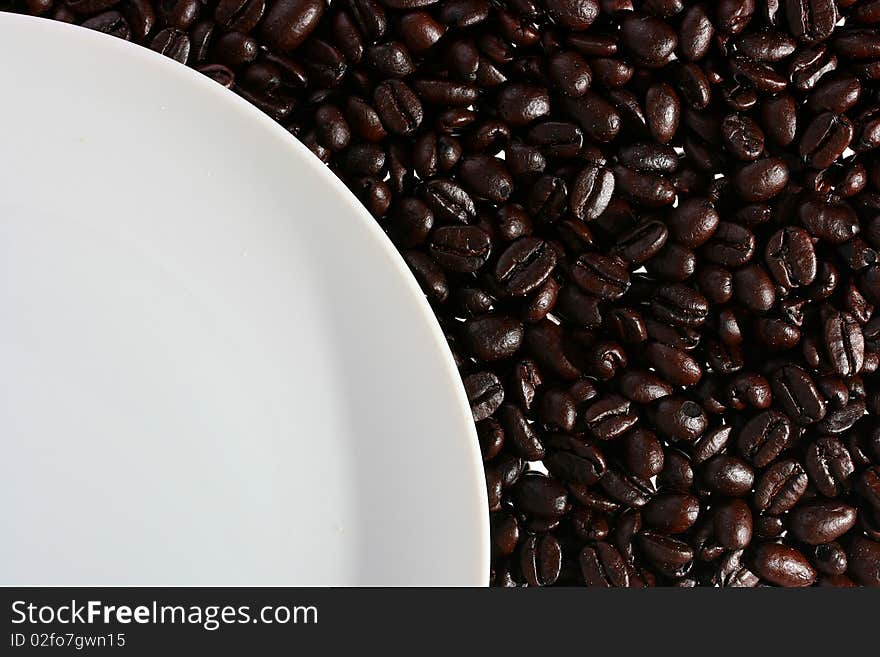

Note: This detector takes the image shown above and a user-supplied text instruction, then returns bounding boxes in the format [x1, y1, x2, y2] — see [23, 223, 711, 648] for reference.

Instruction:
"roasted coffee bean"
[374, 80, 423, 136]
[402, 250, 448, 303]
[651, 284, 709, 327]
[761, 92, 798, 146]
[715, 499, 752, 550]
[420, 180, 475, 225]
[652, 396, 707, 443]
[637, 531, 694, 578]
[462, 314, 523, 362]
[571, 253, 629, 300]
[771, 364, 826, 424]
[805, 436, 854, 497]
[858, 466, 880, 511]
[721, 113, 765, 161]
[734, 157, 789, 201]
[702, 454, 754, 497]
[765, 227, 817, 288]
[750, 543, 817, 587]
[493, 238, 556, 297]
[847, 535, 880, 586]
[569, 165, 614, 221]
[512, 472, 569, 519]
[799, 197, 860, 244]
[260, 0, 323, 51]
[463, 371, 503, 422]
[151, 27, 190, 63]
[579, 542, 631, 587]
[703, 222, 756, 268]
[599, 466, 655, 508]
[519, 534, 562, 587]
[559, 92, 621, 143]
[643, 491, 700, 534]
[429, 225, 491, 273]
[82, 10, 131, 38]
[754, 459, 808, 514]
[621, 428, 665, 479]
[691, 426, 732, 465]
[799, 112, 853, 169]
[620, 12, 677, 65]
[644, 341, 702, 386]
[737, 410, 792, 467]
[813, 541, 847, 576]
[544, 435, 606, 485]
[823, 308, 865, 377]
[713, 549, 760, 587]
[583, 394, 638, 440]
[646, 83, 680, 144]
[618, 370, 673, 404]
[789, 501, 858, 544]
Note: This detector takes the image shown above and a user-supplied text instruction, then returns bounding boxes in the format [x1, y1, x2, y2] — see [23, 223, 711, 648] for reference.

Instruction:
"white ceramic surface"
[0, 14, 488, 586]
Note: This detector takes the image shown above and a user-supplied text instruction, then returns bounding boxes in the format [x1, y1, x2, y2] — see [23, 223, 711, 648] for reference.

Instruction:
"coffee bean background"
[9, 0, 880, 587]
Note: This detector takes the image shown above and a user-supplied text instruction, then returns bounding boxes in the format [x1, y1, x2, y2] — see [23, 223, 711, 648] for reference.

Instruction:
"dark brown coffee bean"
[82, 10, 131, 39]
[644, 341, 702, 386]
[789, 501, 858, 544]
[463, 371, 503, 422]
[493, 238, 556, 297]
[823, 308, 865, 377]
[761, 92, 798, 146]
[754, 459, 807, 514]
[544, 435, 606, 485]
[458, 155, 513, 203]
[462, 314, 523, 362]
[612, 166, 676, 207]
[583, 394, 638, 440]
[646, 83, 680, 144]
[858, 466, 880, 511]
[260, 0, 323, 51]
[772, 365, 826, 425]
[734, 157, 789, 201]
[579, 543, 631, 587]
[703, 221, 756, 267]
[559, 92, 621, 143]
[618, 370, 673, 404]
[621, 428, 665, 479]
[638, 531, 694, 578]
[512, 472, 569, 519]
[519, 534, 562, 587]
[569, 165, 614, 221]
[428, 225, 491, 273]
[620, 12, 677, 65]
[702, 454, 754, 497]
[571, 253, 629, 300]
[737, 410, 792, 467]
[151, 27, 190, 63]
[374, 80, 423, 136]
[643, 491, 700, 534]
[651, 284, 709, 327]
[805, 436, 854, 497]
[750, 543, 817, 587]
[420, 180, 475, 225]
[713, 549, 760, 587]
[765, 227, 817, 288]
[402, 250, 448, 303]
[497, 404, 544, 461]
[799, 112, 854, 169]
[715, 499, 753, 550]
[847, 535, 880, 586]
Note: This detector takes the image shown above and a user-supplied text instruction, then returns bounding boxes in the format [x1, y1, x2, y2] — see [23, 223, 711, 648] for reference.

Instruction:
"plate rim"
[0, 12, 489, 586]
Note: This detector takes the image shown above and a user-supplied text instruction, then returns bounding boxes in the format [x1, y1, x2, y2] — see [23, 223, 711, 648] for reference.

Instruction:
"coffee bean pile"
[14, 0, 880, 587]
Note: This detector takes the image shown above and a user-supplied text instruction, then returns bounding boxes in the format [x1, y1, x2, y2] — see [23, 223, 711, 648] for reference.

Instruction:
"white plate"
[0, 14, 488, 586]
